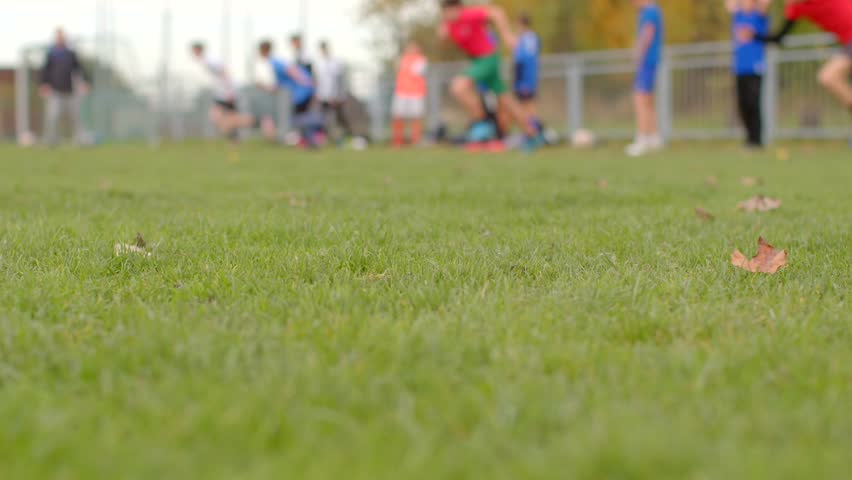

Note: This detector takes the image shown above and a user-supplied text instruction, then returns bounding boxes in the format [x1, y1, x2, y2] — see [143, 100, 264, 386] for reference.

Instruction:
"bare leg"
[497, 93, 536, 136]
[450, 76, 486, 121]
[392, 118, 406, 146]
[818, 56, 852, 108]
[410, 119, 423, 145]
[634, 93, 659, 137]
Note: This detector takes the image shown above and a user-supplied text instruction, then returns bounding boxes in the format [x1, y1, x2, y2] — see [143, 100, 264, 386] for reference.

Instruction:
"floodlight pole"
[222, 0, 232, 66]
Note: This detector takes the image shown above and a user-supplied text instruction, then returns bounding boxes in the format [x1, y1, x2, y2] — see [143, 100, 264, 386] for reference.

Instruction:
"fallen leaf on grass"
[361, 272, 390, 282]
[776, 148, 790, 161]
[740, 176, 764, 187]
[98, 179, 114, 191]
[597, 179, 609, 190]
[114, 243, 152, 258]
[704, 176, 719, 188]
[695, 208, 715, 221]
[731, 237, 787, 274]
[115, 233, 153, 258]
[737, 195, 782, 212]
[383, 176, 394, 185]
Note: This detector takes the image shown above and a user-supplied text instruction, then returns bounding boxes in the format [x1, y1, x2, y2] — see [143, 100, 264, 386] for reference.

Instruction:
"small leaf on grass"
[731, 237, 787, 274]
[114, 243, 152, 258]
[135, 233, 147, 248]
[275, 192, 308, 208]
[597, 179, 609, 190]
[383, 176, 394, 185]
[704, 176, 719, 188]
[741, 176, 764, 187]
[737, 195, 782, 212]
[776, 148, 790, 161]
[695, 208, 715, 221]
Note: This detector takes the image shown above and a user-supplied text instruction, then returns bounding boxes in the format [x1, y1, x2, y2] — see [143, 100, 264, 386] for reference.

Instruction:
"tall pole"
[222, 0, 231, 66]
[299, 0, 308, 42]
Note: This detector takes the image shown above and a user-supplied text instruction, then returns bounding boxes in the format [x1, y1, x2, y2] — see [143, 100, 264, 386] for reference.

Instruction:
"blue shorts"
[634, 64, 659, 94]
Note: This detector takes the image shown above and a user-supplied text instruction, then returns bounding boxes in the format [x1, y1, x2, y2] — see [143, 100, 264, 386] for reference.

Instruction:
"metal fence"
[418, 33, 849, 142]
[11, 33, 849, 144]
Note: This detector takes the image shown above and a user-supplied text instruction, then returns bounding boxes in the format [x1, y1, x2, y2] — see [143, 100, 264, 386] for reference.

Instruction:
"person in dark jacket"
[40, 28, 90, 145]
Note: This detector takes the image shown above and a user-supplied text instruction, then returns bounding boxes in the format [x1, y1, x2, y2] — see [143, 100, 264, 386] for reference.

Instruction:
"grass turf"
[0, 142, 850, 479]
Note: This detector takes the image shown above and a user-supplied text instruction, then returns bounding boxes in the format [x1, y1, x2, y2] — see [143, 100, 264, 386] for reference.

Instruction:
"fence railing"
[417, 33, 848, 142]
[11, 34, 848, 144]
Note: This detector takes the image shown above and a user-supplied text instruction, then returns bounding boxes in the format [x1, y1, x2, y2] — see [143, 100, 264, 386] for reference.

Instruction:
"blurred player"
[290, 34, 313, 75]
[728, 0, 771, 149]
[40, 28, 90, 146]
[316, 41, 352, 141]
[391, 41, 428, 147]
[439, 0, 542, 150]
[756, 0, 852, 113]
[190, 41, 238, 141]
[626, 0, 665, 157]
[514, 13, 543, 134]
[219, 40, 324, 147]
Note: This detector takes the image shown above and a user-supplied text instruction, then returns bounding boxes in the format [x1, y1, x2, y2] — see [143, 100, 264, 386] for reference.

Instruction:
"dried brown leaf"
[597, 179, 609, 190]
[737, 195, 782, 212]
[731, 237, 787, 274]
[135, 233, 147, 248]
[695, 208, 715, 221]
[704, 176, 719, 188]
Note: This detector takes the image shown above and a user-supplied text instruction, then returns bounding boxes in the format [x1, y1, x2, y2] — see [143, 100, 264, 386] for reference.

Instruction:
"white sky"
[2, 0, 373, 84]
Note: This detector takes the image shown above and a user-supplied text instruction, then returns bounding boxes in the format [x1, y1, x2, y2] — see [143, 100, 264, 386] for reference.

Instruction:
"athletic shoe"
[522, 133, 547, 153]
[625, 137, 664, 157]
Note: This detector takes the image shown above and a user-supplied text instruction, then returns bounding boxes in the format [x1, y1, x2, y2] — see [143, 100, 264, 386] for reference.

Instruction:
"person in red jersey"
[439, 0, 542, 150]
[755, 0, 852, 111]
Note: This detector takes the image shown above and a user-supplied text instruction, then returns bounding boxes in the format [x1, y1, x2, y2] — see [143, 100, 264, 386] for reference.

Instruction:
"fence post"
[276, 88, 292, 144]
[567, 58, 584, 133]
[763, 47, 779, 143]
[15, 51, 30, 141]
[427, 69, 442, 133]
[656, 54, 673, 141]
[369, 74, 386, 142]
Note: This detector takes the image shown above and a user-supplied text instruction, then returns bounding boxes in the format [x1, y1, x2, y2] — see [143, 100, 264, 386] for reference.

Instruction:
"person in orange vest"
[392, 41, 429, 147]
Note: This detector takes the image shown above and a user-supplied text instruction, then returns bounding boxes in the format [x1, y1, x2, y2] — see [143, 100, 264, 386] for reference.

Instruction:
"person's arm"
[287, 64, 313, 87]
[755, 18, 797, 44]
[483, 6, 519, 51]
[71, 50, 91, 93]
[635, 23, 656, 65]
[39, 51, 53, 96]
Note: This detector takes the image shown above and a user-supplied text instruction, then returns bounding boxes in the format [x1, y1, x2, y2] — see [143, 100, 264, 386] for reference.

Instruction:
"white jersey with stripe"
[202, 57, 236, 102]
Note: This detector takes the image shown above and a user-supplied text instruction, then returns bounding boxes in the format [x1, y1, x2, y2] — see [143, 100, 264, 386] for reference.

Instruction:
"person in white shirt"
[191, 41, 238, 140]
[316, 41, 352, 138]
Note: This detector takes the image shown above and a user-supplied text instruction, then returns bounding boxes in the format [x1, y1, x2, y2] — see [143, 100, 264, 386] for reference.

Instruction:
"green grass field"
[1, 142, 850, 479]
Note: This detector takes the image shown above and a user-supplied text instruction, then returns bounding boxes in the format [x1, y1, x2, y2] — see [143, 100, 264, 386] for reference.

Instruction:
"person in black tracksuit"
[728, 0, 771, 148]
[40, 28, 90, 145]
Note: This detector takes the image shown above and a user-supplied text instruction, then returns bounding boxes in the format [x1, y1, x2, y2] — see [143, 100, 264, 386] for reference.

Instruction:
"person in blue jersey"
[513, 13, 542, 132]
[220, 40, 325, 146]
[728, 0, 771, 149]
[626, 0, 665, 157]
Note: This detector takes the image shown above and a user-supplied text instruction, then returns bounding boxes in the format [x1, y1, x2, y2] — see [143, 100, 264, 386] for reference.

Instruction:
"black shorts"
[515, 90, 537, 102]
[293, 96, 314, 115]
[215, 100, 238, 112]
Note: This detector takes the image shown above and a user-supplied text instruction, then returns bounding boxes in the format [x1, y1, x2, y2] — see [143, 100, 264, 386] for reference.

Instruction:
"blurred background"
[2, 0, 847, 144]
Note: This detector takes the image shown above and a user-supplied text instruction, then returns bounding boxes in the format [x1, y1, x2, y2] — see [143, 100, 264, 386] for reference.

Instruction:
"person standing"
[290, 34, 313, 75]
[513, 13, 543, 133]
[40, 28, 90, 146]
[625, 0, 665, 157]
[392, 41, 428, 147]
[728, 0, 771, 149]
[316, 41, 352, 140]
